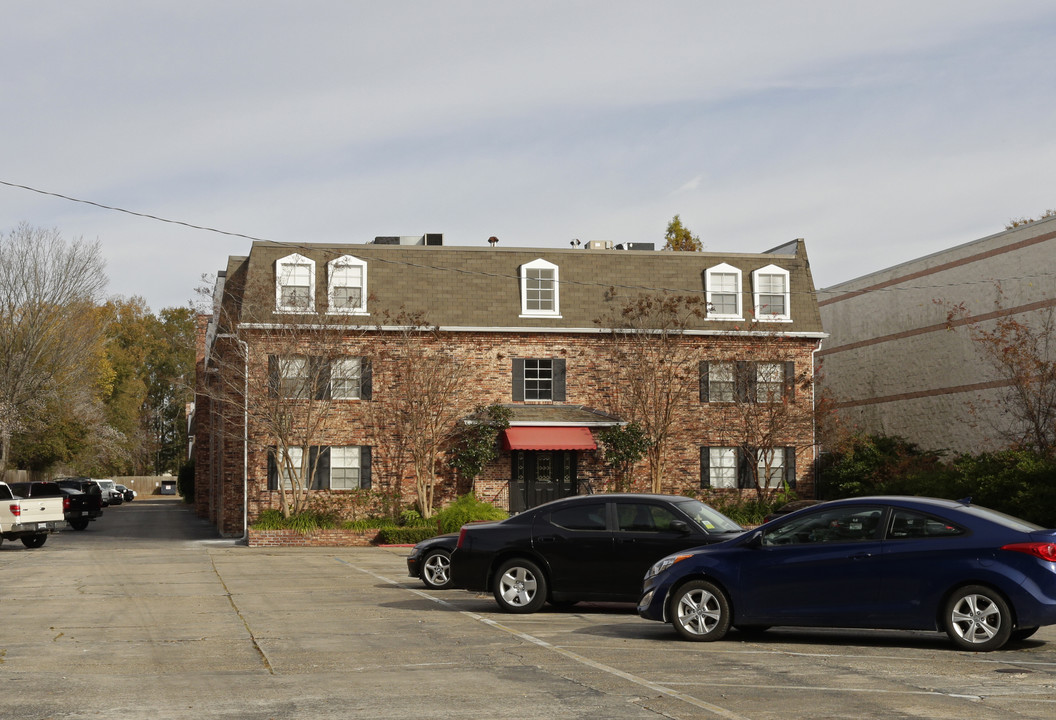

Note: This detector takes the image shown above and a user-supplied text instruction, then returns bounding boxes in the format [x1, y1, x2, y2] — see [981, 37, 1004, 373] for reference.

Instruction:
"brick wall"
[198, 327, 819, 537]
[247, 528, 380, 547]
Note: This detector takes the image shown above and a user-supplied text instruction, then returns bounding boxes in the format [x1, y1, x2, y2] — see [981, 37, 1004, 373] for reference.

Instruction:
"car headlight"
[646, 553, 693, 579]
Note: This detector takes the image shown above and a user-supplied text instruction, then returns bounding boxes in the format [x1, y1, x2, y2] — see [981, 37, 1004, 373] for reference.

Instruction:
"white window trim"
[327, 255, 369, 315]
[519, 258, 561, 318]
[752, 264, 791, 322]
[757, 447, 786, 489]
[275, 253, 316, 313]
[709, 447, 738, 489]
[705, 263, 743, 320]
[330, 357, 362, 400]
[329, 446, 363, 490]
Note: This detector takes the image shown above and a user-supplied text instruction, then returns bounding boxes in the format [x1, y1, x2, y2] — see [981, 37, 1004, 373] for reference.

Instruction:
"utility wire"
[4, 179, 1054, 300]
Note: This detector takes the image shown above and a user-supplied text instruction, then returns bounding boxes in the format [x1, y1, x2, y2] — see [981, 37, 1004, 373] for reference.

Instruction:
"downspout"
[811, 339, 823, 499]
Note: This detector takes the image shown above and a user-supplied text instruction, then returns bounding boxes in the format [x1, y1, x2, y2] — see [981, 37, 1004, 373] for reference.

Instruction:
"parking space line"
[337, 557, 753, 720]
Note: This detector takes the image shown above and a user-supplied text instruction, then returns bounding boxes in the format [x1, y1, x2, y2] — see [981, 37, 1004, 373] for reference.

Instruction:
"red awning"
[502, 427, 597, 451]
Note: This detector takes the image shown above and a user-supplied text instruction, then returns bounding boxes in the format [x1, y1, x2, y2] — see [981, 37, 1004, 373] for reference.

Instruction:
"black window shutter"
[311, 447, 330, 490]
[268, 355, 279, 398]
[312, 357, 330, 400]
[784, 361, 795, 401]
[267, 450, 278, 491]
[361, 447, 372, 489]
[512, 359, 525, 401]
[700, 447, 710, 488]
[785, 446, 796, 488]
[553, 359, 566, 402]
[699, 361, 709, 402]
[361, 359, 372, 400]
[735, 361, 751, 403]
[737, 447, 752, 489]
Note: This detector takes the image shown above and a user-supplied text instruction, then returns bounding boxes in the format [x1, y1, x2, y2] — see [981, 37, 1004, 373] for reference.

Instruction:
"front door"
[510, 450, 578, 512]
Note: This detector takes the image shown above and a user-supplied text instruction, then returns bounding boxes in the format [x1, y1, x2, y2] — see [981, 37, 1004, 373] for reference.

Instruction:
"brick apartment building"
[194, 236, 825, 537]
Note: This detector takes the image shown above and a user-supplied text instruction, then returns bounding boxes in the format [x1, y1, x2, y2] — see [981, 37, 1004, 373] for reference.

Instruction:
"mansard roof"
[219, 239, 824, 336]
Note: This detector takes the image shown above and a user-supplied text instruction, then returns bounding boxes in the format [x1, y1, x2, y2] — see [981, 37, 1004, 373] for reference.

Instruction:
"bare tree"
[0, 224, 107, 475]
[368, 311, 471, 518]
[942, 290, 1056, 457]
[705, 335, 814, 498]
[596, 291, 705, 493]
[206, 285, 371, 518]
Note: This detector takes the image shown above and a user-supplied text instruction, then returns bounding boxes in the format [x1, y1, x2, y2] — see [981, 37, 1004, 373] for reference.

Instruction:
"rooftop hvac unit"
[586, 240, 613, 250]
[373, 236, 400, 244]
[425, 233, 443, 246]
[617, 242, 656, 251]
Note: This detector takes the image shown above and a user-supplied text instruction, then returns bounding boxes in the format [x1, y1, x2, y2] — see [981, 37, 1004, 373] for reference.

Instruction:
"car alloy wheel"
[671, 580, 730, 642]
[944, 585, 1012, 651]
[421, 551, 453, 590]
[493, 558, 547, 613]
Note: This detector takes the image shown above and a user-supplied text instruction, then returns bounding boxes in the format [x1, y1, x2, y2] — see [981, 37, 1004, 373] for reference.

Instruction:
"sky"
[3, 1, 1055, 312]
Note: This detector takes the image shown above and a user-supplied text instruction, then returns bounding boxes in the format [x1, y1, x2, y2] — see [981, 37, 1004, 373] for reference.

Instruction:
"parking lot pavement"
[3, 499, 1056, 719]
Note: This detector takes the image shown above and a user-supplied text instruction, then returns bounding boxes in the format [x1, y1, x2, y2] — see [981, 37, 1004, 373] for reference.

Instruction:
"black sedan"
[449, 493, 744, 613]
[407, 533, 458, 590]
[639, 496, 1056, 651]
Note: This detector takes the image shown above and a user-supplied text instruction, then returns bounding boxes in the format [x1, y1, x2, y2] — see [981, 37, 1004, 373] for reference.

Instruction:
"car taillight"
[1002, 542, 1056, 562]
[456, 527, 468, 549]
[9, 504, 20, 517]
[64, 496, 71, 511]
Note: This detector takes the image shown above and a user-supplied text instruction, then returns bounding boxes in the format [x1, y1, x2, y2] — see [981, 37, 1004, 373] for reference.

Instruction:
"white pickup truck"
[0, 481, 66, 548]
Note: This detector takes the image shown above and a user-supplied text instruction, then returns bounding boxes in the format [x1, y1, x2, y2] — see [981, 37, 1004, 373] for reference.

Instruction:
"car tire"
[69, 518, 90, 531]
[943, 585, 1012, 651]
[21, 534, 47, 549]
[734, 625, 771, 636]
[492, 558, 547, 613]
[420, 550, 453, 590]
[1011, 626, 1040, 642]
[671, 580, 731, 642]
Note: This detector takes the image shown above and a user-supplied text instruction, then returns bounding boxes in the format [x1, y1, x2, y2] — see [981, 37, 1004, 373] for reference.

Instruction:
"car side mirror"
[669, 520, 691, 534]
[744, 530, 764, 549]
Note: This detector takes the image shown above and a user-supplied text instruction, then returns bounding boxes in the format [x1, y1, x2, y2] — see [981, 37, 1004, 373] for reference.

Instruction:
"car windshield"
[673, 499, 743, 533]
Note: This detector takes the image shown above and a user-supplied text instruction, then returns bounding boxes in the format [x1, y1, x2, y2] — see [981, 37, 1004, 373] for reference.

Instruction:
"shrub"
[697, 491, 792, 526]
[376, 526, 438, 544]
[433, 493, 508, 534]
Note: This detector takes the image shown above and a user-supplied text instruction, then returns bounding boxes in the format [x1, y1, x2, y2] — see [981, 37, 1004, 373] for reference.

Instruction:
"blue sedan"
[638, 496, 1056, 651]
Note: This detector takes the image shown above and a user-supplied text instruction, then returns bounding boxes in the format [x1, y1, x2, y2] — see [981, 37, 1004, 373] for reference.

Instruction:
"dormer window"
[520, 259, 560, 317]
[276, 253, 315, 312]
[705, 263, 742, 320]
[328, 255, 367, 314]
[752, 265, 791, 321]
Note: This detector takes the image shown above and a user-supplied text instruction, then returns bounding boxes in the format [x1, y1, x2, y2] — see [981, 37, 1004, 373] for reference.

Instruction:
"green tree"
[0, 224, 108, 475]
[144, 307, 196, 474]
[450, 404, 512, 493]
[598, 422, 652, 492]
[663, 214, 702, 252]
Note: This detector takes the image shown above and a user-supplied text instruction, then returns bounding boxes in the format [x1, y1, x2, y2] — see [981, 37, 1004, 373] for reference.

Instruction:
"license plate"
[37, 523, 47, 530]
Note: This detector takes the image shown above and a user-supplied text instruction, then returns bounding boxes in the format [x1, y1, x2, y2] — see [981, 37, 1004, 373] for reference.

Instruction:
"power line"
[4, 178, 1054, 300]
